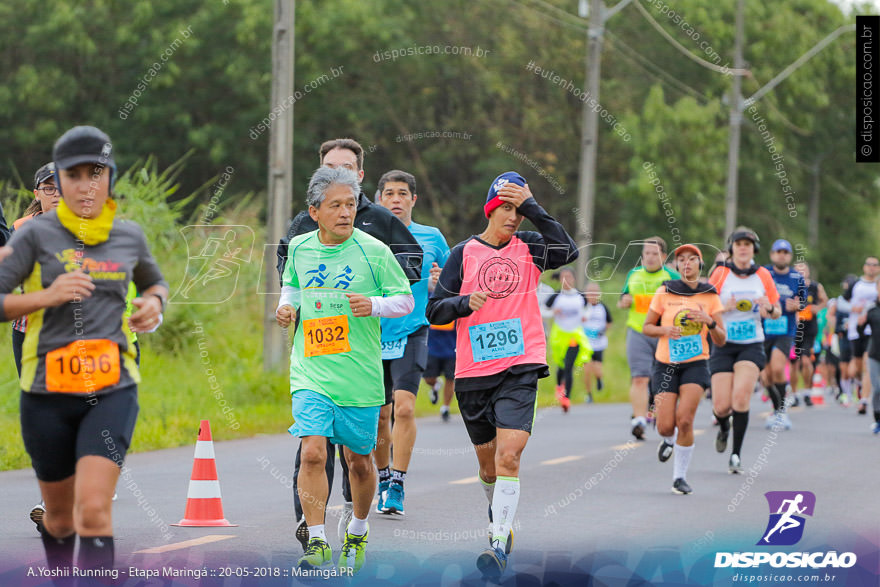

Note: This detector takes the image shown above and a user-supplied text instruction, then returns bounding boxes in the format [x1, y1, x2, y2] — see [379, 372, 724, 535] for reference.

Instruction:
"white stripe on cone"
[193, 440, 215, 459]
[187, 479, 223, 499]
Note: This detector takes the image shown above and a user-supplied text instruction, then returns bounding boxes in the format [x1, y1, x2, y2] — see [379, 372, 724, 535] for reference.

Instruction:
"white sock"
[480, 475, 495, 505]
[308, 524, 326, 542]
[673, 444, 694, 481]
[347, 515, 368, 536]
[662, 427, 678, 445]
[491, 476, 520, 546]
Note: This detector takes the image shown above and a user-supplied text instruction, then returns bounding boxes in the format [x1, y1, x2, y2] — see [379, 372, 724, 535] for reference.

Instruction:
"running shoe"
[29, 503, 45, 533]
[555, 385, 565, 404]
[585, 392, 594, 404]
[295, 517, 310, 552]
[487, 505, 514, 555]
[476, 545, 508, 581]
[803, 394, 813, 407]
[440, 405, 450, 422]
[338, 526, 368, 575]
[872, 422, 880, 435]
[728, 453, 743, 475]
[560, 394, 570, 413]
[765, 412, 782, 430]
[384, 482, 405, 515]
[672, 478, 693, 495]
[430, 381, 441, 405]
[297, 537, 332, 569]
[781, 413, 793, 430]
[715, 428, 728, 453]
[631, 417, 645, 441]
[858, 402, 867, 415]
[337, 502, 353, 544]
[376, 479, 390, 514]
[657, 440, 674, 462]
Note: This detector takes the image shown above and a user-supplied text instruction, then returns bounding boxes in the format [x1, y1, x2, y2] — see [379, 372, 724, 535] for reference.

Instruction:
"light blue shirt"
[381, 221, 450, 342]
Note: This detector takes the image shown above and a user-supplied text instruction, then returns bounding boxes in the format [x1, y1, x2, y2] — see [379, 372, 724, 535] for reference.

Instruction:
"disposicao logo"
[714, 491, 857, 570]
[758, 491, 815, 546]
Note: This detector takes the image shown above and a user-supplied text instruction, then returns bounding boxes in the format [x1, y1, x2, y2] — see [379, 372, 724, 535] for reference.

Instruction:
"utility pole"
[263, 0, 294, 370]
[724, 0, 745, 236]
[576, 0, 632, 288]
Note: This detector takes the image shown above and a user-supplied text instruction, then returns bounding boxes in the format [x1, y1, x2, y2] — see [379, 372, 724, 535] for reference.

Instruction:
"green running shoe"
[338, 525, 369, 575]
[297, 537, 331, 569]
[487, 504, 514, 554]
[477, 544, 508, 581]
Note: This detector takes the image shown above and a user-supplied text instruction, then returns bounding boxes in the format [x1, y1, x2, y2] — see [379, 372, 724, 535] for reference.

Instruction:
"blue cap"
[485, 171, 526, 218]
[771, 239, 792, 252]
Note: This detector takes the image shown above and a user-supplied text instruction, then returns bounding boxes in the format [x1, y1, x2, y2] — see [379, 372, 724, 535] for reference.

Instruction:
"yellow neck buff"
[56, 198, 117, 245]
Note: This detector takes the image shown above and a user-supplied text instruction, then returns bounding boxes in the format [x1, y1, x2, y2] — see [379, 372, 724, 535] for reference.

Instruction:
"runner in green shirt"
[276, 166, 413, 574]
[618, 237, 680, 439]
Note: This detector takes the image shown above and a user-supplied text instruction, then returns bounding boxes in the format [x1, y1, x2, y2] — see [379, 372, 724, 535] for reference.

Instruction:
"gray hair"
[306, 166, 360, 208]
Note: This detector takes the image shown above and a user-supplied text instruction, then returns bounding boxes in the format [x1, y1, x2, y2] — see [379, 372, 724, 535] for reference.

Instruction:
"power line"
[605, 31, 713, 103]
[632, 0, 750, 76]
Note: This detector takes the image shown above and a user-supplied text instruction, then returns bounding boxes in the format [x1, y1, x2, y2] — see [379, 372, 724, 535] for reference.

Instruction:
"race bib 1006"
[468, 319, 524, 363]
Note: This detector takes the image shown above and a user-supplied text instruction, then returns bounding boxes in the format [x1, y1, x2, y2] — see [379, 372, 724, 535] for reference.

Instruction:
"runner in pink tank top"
[427, 171, 577, 580]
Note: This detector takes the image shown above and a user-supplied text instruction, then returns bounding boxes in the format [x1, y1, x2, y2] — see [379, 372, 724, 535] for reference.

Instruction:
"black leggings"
[556, 345, 580, 398]
[12, 327, 24, 377]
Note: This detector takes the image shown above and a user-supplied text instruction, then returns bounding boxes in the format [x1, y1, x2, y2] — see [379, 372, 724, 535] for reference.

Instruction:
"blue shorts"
[289, 390, 380, 455]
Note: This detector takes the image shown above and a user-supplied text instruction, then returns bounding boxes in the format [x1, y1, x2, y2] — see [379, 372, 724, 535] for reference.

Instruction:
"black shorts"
[652, 360, 711, 393]
[424, 354, 455, 380]
[838, 334, 852, 363]
[763, 336, 793, 359]
[20, 384, 139, 482]
[794, 333, 816, 361]
[383, 326, 429, 403]
[590, 349, 604, 363]
[710, 342, 766, 374]
[455, 370, 539, 446]
[851, 334, 871, 358]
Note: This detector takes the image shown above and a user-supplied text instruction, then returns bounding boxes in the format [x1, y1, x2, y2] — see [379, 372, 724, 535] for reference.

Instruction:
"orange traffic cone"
[810, 373, 825, 406]
[173, 420, 236, 527]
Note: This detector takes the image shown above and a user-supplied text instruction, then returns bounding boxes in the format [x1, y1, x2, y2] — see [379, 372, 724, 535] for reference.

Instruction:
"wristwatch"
[149, 292, 167, 312]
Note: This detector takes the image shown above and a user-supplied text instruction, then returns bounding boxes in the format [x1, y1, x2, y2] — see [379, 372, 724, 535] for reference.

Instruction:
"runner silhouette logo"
[758, 491, 816, 546]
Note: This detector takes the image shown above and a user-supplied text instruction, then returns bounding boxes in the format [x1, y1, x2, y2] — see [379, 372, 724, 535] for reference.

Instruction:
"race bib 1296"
[468, 318, 524, 363]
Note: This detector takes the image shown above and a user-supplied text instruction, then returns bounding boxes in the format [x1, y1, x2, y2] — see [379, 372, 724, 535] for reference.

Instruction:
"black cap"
[52, 126, 116, 171]
[33, 162, 55, 188]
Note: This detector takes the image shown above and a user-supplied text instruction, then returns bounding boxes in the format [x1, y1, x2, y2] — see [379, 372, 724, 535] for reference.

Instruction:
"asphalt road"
[1, 391, 878, 586]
